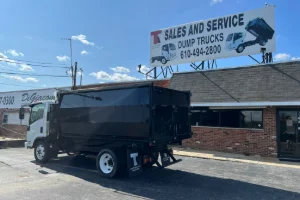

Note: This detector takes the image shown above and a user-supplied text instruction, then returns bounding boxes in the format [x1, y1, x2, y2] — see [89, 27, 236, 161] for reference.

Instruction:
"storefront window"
[190, 108, 263, 129]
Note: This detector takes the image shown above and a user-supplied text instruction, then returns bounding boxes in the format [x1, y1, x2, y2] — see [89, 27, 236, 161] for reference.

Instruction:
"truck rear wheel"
[161, 57, 167, 64]
[236, 44, 245, 53]
[96, 149, 120, 178]
[259, 39, 267, 46]
[34, 140, 50, 164]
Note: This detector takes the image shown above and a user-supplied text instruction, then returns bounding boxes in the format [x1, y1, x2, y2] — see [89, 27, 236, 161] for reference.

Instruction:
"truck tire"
[150, 57, 154, 63]
[34, 140, 51, 164]
[236, 44, 245, 53]
[161, 57, 167, 64]
[259, 39, 267, 46]
[96, 149, 120, 178]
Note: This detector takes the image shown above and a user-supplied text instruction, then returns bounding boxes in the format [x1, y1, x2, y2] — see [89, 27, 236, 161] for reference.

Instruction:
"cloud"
[110, 66, 130, 73]
[20, 64, 34, 72]
[1, 75, 38, 82]
[56, 55, 70, 62]
[6, 49, 24, 57]
[211, 0, 223, 5]
[90, 71, 138, 82]
[274, 53, 291, 61]
[81, 50, 89, 55]
[71, 34, 94, 46]
[291, 57, 300, 61]
[24, 36, 32, 40]
[43, 84, 47, 87]
[95, 45, 103, 50]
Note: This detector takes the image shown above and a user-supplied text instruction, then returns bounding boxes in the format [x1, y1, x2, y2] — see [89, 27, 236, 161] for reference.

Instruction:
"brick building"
[169, 61, 300, 158]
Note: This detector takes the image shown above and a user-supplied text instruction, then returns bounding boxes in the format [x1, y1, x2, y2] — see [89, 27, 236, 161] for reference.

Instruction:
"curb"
[173, 150, 300, 169]
[0, 140, 25, 149]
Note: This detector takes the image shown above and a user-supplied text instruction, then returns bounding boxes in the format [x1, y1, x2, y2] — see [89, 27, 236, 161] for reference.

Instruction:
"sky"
[0, 0, 299, 92]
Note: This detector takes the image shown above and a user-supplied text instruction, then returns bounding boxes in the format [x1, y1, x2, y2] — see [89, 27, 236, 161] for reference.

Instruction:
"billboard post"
[150, 6, 275, 67]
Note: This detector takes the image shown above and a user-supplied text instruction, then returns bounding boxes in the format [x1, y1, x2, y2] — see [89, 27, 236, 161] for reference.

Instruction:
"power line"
[0, 82, 38, 88]
[8, 58, 66, 66]
[0, 59, 69, 68]
[0, 71, 71, 78]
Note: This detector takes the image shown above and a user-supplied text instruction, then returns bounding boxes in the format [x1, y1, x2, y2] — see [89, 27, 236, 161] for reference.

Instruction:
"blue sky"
[0, 0, 298, 92]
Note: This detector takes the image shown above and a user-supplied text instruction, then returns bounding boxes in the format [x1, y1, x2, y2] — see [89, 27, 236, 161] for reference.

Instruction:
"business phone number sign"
[150, 6, 275, 67]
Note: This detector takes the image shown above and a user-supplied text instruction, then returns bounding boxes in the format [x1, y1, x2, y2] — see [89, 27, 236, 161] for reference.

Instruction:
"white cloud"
[211, 0, 223, 5]
[110, 66, 130, 73]
[291, 57, 300, 61]
[71, 34, 94, 46]
[1, 75, 38, 82]
[56, 55, 70, 62]
[95, 45, 103, 50]
[6, 49, 24, 57]
[90, 71, 138, 82]
[20, 64, 34, 72]
[0, 52, 8, 59]
[274, 53, 291, 61]
[24, 36, 32, 40]
[43, 84, 47, 87]
[81, 50, 89, 55]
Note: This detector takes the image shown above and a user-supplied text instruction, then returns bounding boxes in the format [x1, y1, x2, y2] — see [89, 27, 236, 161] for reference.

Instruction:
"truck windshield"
[169, 44, 176, 50]
[226, 34, 233, 41]
[29, 103, 45, 125]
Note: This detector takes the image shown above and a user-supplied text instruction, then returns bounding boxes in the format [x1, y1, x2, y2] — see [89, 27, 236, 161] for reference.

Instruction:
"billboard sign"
[150, 6, 275, 67]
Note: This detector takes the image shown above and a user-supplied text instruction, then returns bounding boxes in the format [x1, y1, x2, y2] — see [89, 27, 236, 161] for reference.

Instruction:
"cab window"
[29, 103, 45, 125]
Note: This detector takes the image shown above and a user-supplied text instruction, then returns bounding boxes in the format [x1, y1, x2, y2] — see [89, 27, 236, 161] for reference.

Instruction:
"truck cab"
[151, 43, 176, 65]
[22, 101, 55, 149]
[225, 32, 245, 53]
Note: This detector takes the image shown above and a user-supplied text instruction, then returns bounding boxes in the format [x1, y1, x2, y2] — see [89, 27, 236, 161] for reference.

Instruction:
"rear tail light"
[143, 156, 151, 164]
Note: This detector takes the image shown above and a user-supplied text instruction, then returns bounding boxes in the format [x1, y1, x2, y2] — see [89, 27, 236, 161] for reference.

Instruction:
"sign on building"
[150, 6, 275, 67]
[0, 88, 68, 109]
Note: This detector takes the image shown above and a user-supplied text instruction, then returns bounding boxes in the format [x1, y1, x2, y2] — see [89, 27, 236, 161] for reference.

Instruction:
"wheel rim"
[99, 153, 114, 174]
[36, 144, 45, 160]
[238, 46, 244, 52]
[162, 59, 166, 64]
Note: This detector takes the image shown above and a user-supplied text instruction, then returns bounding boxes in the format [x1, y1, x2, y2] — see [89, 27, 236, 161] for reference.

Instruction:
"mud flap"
[158, 149, 182, 168]
[127, 148, 143, 177]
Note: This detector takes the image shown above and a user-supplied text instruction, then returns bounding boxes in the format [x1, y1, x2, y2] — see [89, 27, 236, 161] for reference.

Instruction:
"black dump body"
[245, 18, 274, 40]
[50, 84, 191, 151]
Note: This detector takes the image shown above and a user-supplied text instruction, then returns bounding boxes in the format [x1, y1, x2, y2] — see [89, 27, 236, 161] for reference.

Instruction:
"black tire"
[150, 57, 154, 63]
[34, 140, 50, 164]
[161, 57, 167, 64]
[259, 39, 267, 46]
[96, 149, 120, 178]
[236, 44, 245, 53]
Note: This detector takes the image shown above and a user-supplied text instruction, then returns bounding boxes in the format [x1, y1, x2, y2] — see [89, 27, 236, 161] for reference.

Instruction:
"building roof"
[169, 61, 300, 103]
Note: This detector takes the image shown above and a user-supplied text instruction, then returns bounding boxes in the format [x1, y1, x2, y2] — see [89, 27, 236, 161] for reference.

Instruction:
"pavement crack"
[0, 161, 12, 167]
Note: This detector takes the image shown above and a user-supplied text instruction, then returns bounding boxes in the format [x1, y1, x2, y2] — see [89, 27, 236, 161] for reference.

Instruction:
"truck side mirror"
[19, 107, 25, 120]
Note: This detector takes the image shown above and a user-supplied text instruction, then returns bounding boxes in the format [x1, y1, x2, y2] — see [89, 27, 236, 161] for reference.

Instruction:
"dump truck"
[151, 43, 176, 65]
[20, 84, 191, 178]
[225, 17, 275, 53]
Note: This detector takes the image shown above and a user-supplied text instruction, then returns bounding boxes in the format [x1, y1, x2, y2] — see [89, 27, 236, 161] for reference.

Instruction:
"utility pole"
[79, 68, 83, 88]
[72, 62, 78, 90]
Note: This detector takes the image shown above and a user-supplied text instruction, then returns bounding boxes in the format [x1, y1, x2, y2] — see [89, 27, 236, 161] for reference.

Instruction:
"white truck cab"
[225, 32, 246, 53]
[22, 101, 56, 149]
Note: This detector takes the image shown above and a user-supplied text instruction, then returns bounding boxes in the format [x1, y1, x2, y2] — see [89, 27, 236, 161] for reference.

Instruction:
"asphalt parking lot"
[0, 148, 300, 200]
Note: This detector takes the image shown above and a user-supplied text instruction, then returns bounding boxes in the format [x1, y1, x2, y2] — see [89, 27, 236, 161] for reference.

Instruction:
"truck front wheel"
[96, 149, 120, 178]
[236, 44, 245, 53]
[161, 57, 167, 64]
[34, 140, 50, 164]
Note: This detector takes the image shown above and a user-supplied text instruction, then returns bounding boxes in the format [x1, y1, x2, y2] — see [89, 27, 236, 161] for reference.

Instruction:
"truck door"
[232, 33, 244, 49]
[162, 44, 169, 60]
[27, 103, 46, 146]
[168, 43, 176, 61]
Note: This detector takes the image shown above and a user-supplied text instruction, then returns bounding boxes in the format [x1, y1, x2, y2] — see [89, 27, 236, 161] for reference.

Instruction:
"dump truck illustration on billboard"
[151, 43, 176, 65]
[225, 17, 275, 53]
